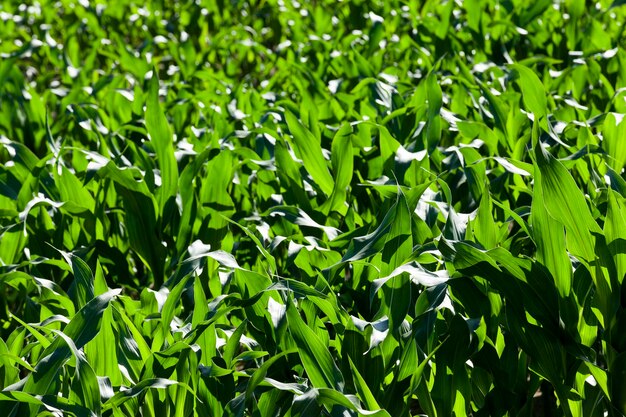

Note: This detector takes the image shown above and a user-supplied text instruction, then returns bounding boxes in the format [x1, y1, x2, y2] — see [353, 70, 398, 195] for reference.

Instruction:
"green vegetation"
[2, 0, 626, 416]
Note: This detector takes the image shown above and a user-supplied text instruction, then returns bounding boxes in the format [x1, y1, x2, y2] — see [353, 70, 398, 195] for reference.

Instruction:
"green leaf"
[102, 378, 187, 410]
[510, 63, 548, 120]
[23, 289, 120, 397]
[245, 349, 296, 404]
[340, 205, 396, 264]
[265, 206, 340, 240]
[473, 77, 510, 142]
[400, 338, 446, 416]
[317, 388, 391, 416]
[52, 330, 101, 415]
[380, 189, 413, 276]
[64, 253, 95, 310]
[223, 320, 246, 368]
[533, 141, 602, 261]
[531, 173, 572, 298]
[284, 110, 335, 196]
[603, 113, 626, 172]
[84, 306, 122, 386]
[145, 71, 179, 215]
[473, 190, 497, 249]
[285, 301, 344, 391]
[425, 71, 442, 151]
[605, 190, 626, 284]
[159, 274, 192, 349]
[54, 165, 95, 213]
[322, 123, 353, 215]
[220, 215, 277, 274]
[117, 185, 166, 287]
[348, 356, 381, 411]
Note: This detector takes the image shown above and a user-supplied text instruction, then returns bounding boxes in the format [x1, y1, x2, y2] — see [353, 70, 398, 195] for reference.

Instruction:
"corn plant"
[2, 0, 626, 416]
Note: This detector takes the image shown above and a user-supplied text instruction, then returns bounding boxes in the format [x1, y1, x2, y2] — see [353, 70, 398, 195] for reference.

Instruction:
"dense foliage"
[2, 0, 626, 416]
